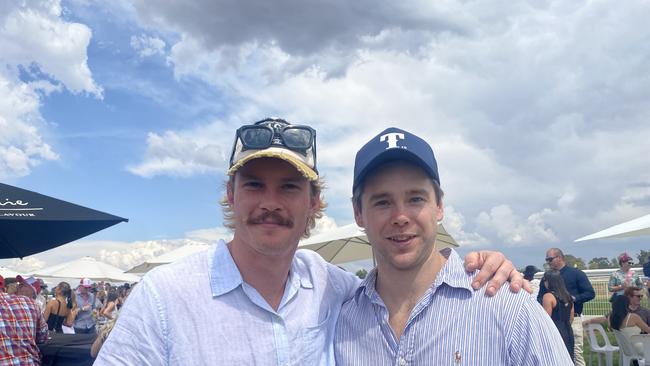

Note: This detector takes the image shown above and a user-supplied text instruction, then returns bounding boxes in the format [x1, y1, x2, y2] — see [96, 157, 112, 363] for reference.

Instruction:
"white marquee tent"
[298, 223, 458, 265]
[126, 244, 210, 274]
[575, 213, 650, 242]
[33, 256, 140, 283]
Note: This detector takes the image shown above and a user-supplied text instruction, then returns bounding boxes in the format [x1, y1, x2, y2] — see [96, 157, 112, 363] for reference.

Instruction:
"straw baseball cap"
[227, 118, 318, 181]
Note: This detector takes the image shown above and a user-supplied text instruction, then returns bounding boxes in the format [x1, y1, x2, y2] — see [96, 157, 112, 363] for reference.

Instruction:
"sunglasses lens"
[240, 127, 273, 149]
[282, 127, 312, 149]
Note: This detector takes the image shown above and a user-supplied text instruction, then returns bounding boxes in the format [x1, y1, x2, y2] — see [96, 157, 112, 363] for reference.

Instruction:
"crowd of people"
[0, 273, 135, 364]
[525, 250, 650, 365]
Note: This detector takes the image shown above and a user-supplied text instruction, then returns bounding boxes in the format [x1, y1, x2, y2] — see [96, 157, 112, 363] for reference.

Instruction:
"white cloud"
[130, 33, 166, 58]
[126, 0, 650, 251]
[4, 257, 47, 274]
[0, 73, 59, 178]
[0, 1, 102, 96]
[442, 206, 489, 248]
[0, 234, 226, 274]
[476, 205, 559, 247]
[0, 1, 102, 178]
[127, 130, 227, 177]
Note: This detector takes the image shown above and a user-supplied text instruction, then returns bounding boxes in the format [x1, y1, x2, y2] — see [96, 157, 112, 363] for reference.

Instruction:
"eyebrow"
[367, 189, 431, 202]
[238, 172, 304, 184]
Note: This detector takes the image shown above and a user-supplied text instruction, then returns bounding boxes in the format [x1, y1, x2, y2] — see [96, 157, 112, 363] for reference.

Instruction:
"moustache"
[247, 211, 294, 228]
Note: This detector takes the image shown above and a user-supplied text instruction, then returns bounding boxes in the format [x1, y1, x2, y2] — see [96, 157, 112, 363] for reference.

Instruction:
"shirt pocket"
[300, 308, 333, 365]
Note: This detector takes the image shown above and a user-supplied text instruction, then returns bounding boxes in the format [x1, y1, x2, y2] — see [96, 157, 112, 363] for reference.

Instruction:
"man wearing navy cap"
[335, 127, 572, 365]
[97, 119, 526, 365]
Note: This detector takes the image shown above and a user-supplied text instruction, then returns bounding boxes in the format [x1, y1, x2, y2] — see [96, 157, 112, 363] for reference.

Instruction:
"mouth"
[386, 234, 416, 244]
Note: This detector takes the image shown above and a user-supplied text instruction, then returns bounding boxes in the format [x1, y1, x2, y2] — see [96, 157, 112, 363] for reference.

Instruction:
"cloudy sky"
[1, 0, 649, 274]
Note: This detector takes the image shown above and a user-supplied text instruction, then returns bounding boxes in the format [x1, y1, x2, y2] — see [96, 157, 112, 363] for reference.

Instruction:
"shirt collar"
[208, 240, 243, 296]
[208, 239, 313, 298]
[355, 248, 474, 303]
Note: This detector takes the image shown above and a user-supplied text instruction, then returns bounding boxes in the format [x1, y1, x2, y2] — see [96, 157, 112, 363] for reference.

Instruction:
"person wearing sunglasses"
[609, 252, 645, 301]
[624, 286, 650, 326]
[537, 248, 595, 366]
[94, 118, 527, 365]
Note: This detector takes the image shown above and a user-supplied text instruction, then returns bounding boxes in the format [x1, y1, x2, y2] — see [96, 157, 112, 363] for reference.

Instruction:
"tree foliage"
[588, 257, 613, 269]
[637, 250, 650, 264]
[564, 254, 586, 270]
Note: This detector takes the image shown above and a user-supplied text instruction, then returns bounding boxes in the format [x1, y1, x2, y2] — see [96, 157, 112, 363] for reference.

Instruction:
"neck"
[630, 304, 640, 311]
[228, 238, 295, 311]
[375, 248, 447, 339]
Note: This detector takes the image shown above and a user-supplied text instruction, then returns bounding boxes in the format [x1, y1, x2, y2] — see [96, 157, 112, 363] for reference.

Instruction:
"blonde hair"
[220, 175, 327, 239]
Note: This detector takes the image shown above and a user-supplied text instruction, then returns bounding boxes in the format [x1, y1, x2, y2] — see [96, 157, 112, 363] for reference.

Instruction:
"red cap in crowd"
[16, 275, 41, 294]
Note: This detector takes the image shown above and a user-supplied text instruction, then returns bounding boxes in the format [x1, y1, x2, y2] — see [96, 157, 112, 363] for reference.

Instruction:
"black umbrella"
[0, 183, 128, 259]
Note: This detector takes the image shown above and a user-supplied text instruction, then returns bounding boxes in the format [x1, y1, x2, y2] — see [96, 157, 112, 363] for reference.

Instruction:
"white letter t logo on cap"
[380, 133, 405, 149]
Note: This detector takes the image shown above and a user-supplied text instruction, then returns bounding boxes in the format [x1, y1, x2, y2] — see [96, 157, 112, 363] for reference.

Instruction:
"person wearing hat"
[609, 252, 645, 300]
[95, 118, 525, 365]
[0, 277, 48, 364]
[73, 277, 102, 334]
[15, 275, 42, 305]
[333, 127, 571, 365]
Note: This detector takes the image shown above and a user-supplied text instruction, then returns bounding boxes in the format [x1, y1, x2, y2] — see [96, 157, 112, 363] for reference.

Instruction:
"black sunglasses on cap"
[229, 118, 317, 169]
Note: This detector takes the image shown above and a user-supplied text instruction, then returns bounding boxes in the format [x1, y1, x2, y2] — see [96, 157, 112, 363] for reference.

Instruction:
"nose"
[391, 204, 409, 227]
[259, 189, 283, 212]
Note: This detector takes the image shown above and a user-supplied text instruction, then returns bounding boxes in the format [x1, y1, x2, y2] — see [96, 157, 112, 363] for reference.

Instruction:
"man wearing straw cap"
[96, 118, 525, 365]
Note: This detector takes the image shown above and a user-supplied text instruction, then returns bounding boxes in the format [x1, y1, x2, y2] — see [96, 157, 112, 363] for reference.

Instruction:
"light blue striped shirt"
[94, 240, 359, 365]
[335, 248, 573, 365]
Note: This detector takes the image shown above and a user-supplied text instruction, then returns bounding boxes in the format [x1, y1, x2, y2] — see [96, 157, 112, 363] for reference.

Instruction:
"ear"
[226, 180, 235, 206]
[436, 199, 444, 223]
[353, 202, 365, 228]
[309, 193, 321, 216]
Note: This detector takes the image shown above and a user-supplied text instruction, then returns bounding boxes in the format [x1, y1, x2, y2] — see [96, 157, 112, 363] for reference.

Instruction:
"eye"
[372, 199, 390, 208]
[242, 181, 263, 189]
[282, 182, 301, 191]
[410, 196, 426, 203]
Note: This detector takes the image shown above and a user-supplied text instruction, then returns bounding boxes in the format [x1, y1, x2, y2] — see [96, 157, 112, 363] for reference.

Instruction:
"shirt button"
[399, 358, 406, 366]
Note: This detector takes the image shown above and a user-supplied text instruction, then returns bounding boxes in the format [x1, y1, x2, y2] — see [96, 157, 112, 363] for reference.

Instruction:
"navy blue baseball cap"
[353, 127, 440, 192]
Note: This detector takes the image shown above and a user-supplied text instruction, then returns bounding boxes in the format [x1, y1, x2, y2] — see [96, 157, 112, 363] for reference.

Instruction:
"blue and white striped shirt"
[334, 248, 573, 365]
[95, 240, 359, 365]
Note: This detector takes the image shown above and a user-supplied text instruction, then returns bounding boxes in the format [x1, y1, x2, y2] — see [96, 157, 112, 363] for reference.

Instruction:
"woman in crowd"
[43, 282, 75, 333]
[542, 270, 574, 363]
[97, 289, 107, 307]
[100, 290, 119, 321]
[586, 296, 650, 355]
[609, 252, 644, 302]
